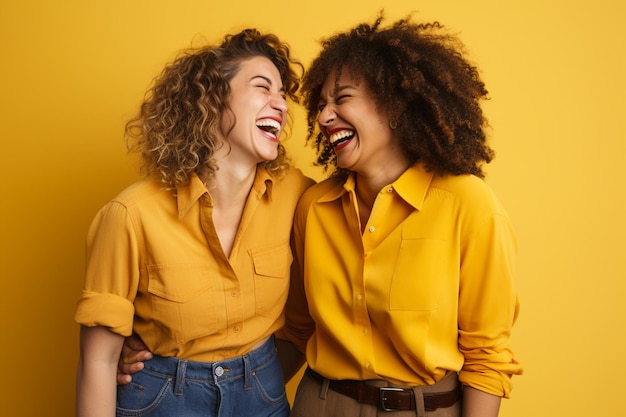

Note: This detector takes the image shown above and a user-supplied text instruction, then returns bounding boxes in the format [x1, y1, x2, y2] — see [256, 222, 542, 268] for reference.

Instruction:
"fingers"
[116, 371, 132, 386]
[119, 358, 147, 375]
[118, 347, 152, 375]
[116, 333, 153, 382]
[122, 348, 153, 364]
[125, 333, 149, 351]
[120, 337, 153, 363]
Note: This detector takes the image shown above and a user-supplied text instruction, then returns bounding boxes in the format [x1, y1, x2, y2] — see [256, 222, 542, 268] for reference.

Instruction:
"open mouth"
[330, 129, 355, 149]
[256, 119, 281, 139]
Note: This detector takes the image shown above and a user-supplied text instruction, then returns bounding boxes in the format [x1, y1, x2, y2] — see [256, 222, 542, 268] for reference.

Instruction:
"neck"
[354, 161, 411, 207]
[204, 162, 258, 258]
[354, 161, 410, 232]
[204, 162, 258, 208]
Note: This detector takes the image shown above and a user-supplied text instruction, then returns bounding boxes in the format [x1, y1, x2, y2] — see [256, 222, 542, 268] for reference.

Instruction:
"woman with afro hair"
[277, 13, 522, 417]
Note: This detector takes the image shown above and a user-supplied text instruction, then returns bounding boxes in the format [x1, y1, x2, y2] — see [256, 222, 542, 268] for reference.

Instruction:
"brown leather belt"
[306, 368, 462, 412]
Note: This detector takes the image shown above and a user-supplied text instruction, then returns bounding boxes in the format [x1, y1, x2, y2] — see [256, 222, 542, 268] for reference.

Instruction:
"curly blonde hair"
[126, 29, 303, 189]
[303, 13, 493, 179]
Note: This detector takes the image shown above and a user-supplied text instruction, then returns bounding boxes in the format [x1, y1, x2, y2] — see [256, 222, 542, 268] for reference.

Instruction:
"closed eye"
[336, 94, 351, 103]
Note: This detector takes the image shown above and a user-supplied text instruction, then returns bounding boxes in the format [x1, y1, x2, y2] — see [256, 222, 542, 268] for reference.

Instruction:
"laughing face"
[220, 56, 287, 164]
[317, 68, 404, 175]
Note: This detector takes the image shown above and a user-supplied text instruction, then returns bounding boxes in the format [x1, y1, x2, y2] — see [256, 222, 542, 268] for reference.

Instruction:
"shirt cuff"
[74, 290, 135, 336]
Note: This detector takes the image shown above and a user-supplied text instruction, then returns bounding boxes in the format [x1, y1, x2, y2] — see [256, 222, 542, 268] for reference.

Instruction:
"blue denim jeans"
[116, 337, 289, 417]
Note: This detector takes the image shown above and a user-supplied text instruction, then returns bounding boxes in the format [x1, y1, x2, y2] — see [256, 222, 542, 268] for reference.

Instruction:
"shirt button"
[233, 325, 241, 333]
[365, 362, 371, 369]
[369, 226, 375, 233]
[362, 328, 368, 334]
[214, 366, 224, 377]
[231, 291, 238, 297]
[357, 293, 363, 301]
[387, 187, 393, 193]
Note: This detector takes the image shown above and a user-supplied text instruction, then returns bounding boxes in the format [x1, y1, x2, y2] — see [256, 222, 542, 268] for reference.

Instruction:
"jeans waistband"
[141, 336, 276, 384]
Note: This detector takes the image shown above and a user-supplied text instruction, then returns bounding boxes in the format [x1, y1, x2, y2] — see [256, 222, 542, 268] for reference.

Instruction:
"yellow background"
[1, 1, 624, 416]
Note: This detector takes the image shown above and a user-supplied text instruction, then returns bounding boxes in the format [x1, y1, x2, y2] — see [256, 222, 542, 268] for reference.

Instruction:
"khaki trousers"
[289, 370, 461, 417]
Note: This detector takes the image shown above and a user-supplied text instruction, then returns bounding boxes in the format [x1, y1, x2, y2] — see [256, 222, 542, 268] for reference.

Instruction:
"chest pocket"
[249, 239, 292, 318]
[147, 263, 217, 344]
[390, 237, 445, 311]
[388, 203, 458, 311]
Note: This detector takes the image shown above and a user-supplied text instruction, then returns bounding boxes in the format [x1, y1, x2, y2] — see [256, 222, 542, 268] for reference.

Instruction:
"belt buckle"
[379, 387, 405, 411]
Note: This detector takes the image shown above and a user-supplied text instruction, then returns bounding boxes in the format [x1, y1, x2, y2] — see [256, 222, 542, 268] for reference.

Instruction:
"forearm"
[77, 326, 124, 417]
[76, 359, 118, 417]
[462, 386, 502, 417]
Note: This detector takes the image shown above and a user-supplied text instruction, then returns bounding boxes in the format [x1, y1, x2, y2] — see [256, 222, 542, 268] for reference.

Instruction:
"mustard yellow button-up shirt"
[75, 167, 313, 362]
[281, 164, 522, 397]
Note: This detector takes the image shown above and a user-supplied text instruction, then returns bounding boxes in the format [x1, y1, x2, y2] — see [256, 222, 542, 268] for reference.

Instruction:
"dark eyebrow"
[251, 75, 285, 92]
[331, 84, 357, 96]
[319, 84, 357, 104]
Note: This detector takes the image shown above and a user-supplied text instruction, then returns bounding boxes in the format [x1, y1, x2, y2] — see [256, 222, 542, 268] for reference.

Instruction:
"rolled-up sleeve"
[74, 201, 140, 336]
[458, 210, 523, 397]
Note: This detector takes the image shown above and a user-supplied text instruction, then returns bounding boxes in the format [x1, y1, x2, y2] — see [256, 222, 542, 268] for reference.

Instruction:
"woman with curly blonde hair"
[75, 28, 313, 417]
[278, 13, 522, 417]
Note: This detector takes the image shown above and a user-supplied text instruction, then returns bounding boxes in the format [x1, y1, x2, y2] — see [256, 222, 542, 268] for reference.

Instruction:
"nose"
[318, 103, 335, 126]
[271, 93, 288, 114]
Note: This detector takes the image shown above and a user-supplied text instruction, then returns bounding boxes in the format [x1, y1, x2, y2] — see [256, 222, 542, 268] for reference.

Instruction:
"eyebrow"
[334, 84, 356, 94]
[320, 84, 356, 102]
[250, 75, 285, 92]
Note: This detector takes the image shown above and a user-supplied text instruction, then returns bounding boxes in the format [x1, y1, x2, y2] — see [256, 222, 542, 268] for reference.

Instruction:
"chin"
[335, 157, 353, 170]
[261, 151, 279, 162]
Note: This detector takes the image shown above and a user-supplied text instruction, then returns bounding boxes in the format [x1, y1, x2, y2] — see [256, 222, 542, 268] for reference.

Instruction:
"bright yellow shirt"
[75, 166, 313, 362]
[280, 164, 522, 397]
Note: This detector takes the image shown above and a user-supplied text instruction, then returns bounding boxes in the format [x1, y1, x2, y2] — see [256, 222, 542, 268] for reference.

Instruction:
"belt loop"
[243, 354, 252, 391]
[319, 377, 330, 400]
[412, 385, 426, 417]
[174, 359, 188, 396]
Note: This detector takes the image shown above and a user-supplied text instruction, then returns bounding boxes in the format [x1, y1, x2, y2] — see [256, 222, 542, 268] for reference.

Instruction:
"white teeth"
[330, 130, 355, 144]
[256, 119, 281, 131]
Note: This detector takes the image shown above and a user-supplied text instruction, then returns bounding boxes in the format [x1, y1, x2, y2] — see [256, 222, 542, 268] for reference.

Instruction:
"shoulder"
[304, 176, 342, 196]
[295, 177, 343, 211]
[104, 178, 172, 212]
[268, 167, 316, 199]
[279, 167, 316, 188]
[431, 174, 507, 216]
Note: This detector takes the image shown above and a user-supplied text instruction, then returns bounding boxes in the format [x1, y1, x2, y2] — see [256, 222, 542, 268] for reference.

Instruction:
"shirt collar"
[176, 167, 274, 219]
[316, 164, 435, 210]
[176, 173, 208, 219]
[392, 164, 435, 211]
[250, 165, 274, 201]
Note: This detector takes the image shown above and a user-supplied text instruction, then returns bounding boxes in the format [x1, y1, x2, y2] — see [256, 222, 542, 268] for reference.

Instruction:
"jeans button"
[214, 366, 224, 377]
